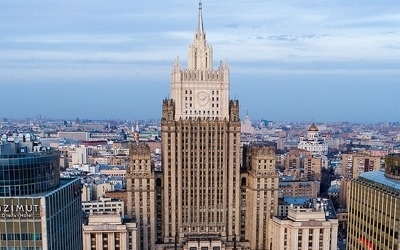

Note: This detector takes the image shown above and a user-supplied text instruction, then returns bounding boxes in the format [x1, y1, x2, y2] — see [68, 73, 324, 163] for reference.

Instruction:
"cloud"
[223, 23, 239, 29]
[1, 1, 400, 85]
[3, 34, 139, 45]
[267, 34, 322, 42]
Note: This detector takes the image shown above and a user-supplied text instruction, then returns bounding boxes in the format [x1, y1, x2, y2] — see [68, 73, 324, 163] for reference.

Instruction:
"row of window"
[0, 248, 42, 250]
[184, 90, 220, 95]
[189, 246, 220, 250]
[0, 233, 42, 241]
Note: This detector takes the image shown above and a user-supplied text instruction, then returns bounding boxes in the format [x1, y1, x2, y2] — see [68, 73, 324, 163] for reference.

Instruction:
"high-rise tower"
[135, 2, 281, 249]
[161, 1, 242, 249]
[0, 134, 82, 250]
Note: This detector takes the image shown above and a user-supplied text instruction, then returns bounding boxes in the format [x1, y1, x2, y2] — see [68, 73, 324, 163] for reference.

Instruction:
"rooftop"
[281, 197, 310, 206]
[359, 170, 400, 192]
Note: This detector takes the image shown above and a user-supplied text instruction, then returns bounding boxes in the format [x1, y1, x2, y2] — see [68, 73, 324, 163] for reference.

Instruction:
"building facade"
[82, 196, 125, 217]
[346, 154, 400, 249]
[0, 134, 82, 250]
[279, 180, 320, 198]
[83, 213, 137, 250]
[303, 154, 322, 181]
[242, 145, 279, 249]
[126, 144, 156, 250]
[270, 199, 338, 250]
[341, 152, 381, 179]
[125, 3, 280, 249]
[159, 2, 242, 249]
[127, 2, 278, 250]
[298, 124, 328, 156]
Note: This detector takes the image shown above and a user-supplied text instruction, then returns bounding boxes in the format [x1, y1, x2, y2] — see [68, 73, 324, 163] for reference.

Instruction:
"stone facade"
[126, 144, 156, 250]
[270, 199, 338, 250]
[347, 155, 400, 249]
[341, 152, 381, 179]
[83, 213, 137, 250]
[243, 145, 279, 249]
[298, 123, 328, 156]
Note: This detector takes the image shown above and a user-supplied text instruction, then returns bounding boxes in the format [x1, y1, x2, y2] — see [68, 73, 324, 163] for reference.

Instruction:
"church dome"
[308, 123, 319, 132]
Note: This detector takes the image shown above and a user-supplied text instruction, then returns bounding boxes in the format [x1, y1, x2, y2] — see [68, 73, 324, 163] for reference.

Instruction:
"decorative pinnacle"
[197, 0, 204, 34]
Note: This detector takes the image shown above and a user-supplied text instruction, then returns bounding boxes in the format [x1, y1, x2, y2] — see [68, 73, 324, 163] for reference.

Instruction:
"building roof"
[359, 170, 400, 192]
[328, 184, 340, 193]
[281, 197, 311, 205]
[308, 123, 319, 132]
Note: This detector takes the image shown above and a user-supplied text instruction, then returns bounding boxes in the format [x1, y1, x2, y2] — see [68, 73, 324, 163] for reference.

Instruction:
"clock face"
[196, 91, 210, 106]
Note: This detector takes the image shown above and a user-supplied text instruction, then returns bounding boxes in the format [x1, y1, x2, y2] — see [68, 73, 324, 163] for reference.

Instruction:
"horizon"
[1, 115, 398, 126]
[1, 1, 399, 122]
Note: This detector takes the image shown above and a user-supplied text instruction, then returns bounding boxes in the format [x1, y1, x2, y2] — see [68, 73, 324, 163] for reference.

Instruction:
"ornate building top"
[170, 1, 230, 120]
[308, 123, 319, 132]
[298, 123, 328, 155]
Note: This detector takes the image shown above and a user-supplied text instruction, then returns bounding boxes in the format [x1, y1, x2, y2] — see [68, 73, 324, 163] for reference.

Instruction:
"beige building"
[82, 196, 125, 217]
[270, 199, 338, 250]
[159, 2, 243, 249]
[346, 154, 400, 249]
[285, 149, 304, 168]
[284, 149, 303, 178]
[83, 212, 137, 250]
[81, 182, 115, 202]
[71, 146, 89, 165]
[126, 144, 156, 250]
[243, 145, 279, 249]
[99, 165, 127, 177]
[58, 131, 90, 141]
[282, 149, 322, 181]
[341, 152, 381, 179]
[106, 190, 128, 214]
[241, 113, 254, 134]
[279, 180, 320, 198]
[125, 3, 282, 249]
[303, 154, 322, 181]
[109, 155, 130, 166]
[277, 197, 313, 218]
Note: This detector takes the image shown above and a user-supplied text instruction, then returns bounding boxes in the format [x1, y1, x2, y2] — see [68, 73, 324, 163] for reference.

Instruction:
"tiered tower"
[126, 143, 156, 249]
[160, 1, 242, 249]
[242, 145, 279, 249]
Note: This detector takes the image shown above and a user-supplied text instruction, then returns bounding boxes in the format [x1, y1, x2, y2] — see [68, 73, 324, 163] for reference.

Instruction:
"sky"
[1, 0, 399, 122]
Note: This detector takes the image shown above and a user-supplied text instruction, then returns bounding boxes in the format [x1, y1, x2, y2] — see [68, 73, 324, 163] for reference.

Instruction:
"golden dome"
[308, 123, 319, 132]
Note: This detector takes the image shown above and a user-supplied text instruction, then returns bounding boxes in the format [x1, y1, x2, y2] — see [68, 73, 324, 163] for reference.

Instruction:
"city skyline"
[1, 0, 399, 122]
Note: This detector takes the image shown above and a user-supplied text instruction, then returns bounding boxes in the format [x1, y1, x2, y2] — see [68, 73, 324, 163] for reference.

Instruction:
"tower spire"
[197, 0, 204, 34]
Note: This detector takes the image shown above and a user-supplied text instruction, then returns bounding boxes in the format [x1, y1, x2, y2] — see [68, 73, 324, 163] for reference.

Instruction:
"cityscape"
[1, 1, 400, 250]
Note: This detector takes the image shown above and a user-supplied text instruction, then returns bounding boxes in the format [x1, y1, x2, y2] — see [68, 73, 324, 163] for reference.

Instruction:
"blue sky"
[1, 0, 399, 122]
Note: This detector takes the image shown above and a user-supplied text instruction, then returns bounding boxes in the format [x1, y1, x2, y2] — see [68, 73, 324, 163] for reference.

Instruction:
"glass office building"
[0, 134, 83, 250]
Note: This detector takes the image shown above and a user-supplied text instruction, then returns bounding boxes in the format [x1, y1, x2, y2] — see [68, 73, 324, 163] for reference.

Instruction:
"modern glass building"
[0, 134, 83, 250]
